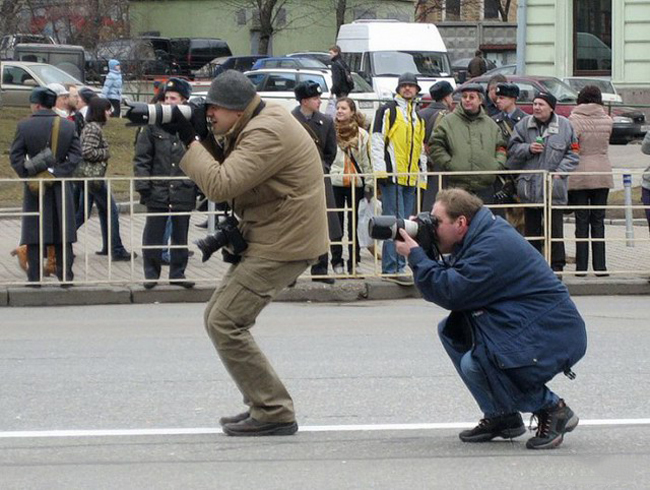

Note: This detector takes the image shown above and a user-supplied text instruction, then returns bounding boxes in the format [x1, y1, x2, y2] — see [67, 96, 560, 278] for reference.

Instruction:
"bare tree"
[415, 0, 513, 23]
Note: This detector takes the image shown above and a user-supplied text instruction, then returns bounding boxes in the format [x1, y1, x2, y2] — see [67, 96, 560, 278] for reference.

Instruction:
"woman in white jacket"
[330, 97, 373, 275]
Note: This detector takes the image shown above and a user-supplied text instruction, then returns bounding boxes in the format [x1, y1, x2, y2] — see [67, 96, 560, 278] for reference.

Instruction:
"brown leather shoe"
[218, 411, 250, 427]
[222, 416, 298, 437]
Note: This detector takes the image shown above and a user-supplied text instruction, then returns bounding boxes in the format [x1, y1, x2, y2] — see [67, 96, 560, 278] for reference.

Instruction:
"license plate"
[358, 101, 374, 109]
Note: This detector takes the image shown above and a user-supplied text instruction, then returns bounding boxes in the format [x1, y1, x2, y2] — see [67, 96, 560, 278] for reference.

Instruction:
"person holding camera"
[133, 77, 197, 289]
[394, 188, 587, 450]
[159, 70, 328, 436]
[10, 86, 82, 285]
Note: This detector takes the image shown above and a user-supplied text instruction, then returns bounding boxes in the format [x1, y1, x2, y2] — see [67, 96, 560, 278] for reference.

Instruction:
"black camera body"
[195, 215, 248, 263]
[369, 212, 439, 260]
[124, 98, 209, 139]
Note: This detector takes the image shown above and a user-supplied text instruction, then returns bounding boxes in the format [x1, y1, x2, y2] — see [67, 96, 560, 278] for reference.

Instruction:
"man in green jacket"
[430, 83, 507, 207]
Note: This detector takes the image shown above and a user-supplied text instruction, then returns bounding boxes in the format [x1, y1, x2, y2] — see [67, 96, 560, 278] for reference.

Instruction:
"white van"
[336, 20, 455, 100]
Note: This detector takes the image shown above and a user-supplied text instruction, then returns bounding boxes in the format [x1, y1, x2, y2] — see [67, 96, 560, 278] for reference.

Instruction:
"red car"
[452, 75, 647, 144]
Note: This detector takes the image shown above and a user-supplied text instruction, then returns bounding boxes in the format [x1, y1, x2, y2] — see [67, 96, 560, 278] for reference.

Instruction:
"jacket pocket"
[493, 348, 539, 369]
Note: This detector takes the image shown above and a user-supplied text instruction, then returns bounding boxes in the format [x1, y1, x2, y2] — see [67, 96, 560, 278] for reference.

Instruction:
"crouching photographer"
[394, 188, 587, 450]
[139, 70, 328, 437]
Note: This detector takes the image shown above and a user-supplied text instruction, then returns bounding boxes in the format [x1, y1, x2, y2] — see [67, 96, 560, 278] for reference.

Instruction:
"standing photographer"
[162, 70, 328, 436]
[395, 188, 587, 450]
[134, 77, 196, 289]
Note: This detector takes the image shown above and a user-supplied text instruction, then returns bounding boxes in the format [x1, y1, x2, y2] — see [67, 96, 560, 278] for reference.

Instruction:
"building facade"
[524, 0, 650, 102]
[129, 0, 416, 57]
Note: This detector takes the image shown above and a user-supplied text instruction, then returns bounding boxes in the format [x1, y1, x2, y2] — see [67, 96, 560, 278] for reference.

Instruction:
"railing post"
[623, 171, 635, 247]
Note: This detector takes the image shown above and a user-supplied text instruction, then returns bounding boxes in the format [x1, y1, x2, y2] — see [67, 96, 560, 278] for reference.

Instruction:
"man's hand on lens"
[161, 105, 197, 147]
[395, 228, 419, 257]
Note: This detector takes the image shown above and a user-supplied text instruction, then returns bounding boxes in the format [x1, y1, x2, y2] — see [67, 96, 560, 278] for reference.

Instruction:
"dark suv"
[0, 33, 55, 60]
[170, 38, 231, 77]
[94, 38, 178, 80]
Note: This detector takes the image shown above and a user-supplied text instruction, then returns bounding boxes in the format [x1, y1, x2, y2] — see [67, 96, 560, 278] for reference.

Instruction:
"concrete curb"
[1, 278, 649, 307]
[7, 286, 131, 307]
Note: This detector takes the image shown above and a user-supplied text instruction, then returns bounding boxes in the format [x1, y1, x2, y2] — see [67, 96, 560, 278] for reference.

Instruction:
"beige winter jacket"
[568, 103, 614, 190]
[180, 97, 328, 261]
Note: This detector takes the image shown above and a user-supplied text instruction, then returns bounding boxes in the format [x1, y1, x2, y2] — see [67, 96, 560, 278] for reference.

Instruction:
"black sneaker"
[459, 413, 526, 442]
[526, 399, 579, 450]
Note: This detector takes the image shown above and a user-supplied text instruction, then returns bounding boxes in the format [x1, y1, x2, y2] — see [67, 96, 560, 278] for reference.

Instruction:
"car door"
[256, 71, 298, 111]
[1, 64, 38, 107]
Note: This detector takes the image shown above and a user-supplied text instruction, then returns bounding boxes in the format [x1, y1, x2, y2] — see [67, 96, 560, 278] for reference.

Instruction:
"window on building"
[484, 0, 500, 20]
[236, 9, 246, 25]
[446, 0, 461, 21]
[573, 0, 612, 75]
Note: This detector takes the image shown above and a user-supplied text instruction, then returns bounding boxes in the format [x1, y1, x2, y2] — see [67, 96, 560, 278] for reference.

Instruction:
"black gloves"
[161, 105, 197, 147]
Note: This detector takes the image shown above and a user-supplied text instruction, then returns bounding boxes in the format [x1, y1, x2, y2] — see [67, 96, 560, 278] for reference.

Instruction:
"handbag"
[27, 117, 60, 195]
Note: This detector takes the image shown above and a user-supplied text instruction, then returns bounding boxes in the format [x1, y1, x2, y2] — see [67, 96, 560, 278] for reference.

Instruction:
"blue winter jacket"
[101, 62, 123, 101]
[408, 207, 587, 411]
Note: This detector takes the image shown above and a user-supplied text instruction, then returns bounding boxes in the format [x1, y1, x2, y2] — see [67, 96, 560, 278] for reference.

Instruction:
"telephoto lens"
[124, 101, 193, 126]
[368, 216, 419, 241]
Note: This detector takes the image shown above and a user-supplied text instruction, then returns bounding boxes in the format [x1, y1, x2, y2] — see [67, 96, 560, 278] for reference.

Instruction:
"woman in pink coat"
[568, 86, 614, 276]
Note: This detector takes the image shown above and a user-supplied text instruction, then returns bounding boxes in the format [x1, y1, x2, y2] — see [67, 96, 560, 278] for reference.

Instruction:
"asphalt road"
[1, 297, 649, 489]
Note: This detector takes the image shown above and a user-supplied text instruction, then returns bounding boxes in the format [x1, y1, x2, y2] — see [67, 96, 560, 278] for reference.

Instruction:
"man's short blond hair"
[435, 188, 483, 223]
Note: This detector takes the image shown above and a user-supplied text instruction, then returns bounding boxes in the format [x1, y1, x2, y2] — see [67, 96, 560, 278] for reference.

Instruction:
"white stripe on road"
[1, 419, 650, 439]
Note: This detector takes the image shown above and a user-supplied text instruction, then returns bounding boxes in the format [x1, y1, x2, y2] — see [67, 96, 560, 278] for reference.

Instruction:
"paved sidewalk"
[1, 209, 649, 306]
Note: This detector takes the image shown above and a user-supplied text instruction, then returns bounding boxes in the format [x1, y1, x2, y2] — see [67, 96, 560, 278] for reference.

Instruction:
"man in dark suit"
[10, 87, 82, 285]
[291, 81, 341, 283]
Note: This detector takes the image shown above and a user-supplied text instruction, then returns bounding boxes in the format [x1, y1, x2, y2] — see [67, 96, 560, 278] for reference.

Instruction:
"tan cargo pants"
[204, 255, 312, 423]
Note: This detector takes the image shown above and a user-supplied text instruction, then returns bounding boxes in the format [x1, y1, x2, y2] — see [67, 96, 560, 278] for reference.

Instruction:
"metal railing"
[1, 169, 649, 287]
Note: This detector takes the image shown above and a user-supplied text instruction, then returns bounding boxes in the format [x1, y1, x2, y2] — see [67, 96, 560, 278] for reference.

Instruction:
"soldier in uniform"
[291, 81, 341, 283]
[419, 80, 454, 211]
[10, 87, 82, 285]
[492, 83, 527, 233]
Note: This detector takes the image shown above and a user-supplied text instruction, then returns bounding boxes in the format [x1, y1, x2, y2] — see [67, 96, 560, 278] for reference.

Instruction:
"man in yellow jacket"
[371, 72, 427, 285]
[166, 70, 328, 436]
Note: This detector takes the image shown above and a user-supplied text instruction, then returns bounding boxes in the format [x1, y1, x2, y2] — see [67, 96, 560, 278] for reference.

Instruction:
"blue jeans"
[438, 326, 559, 417]
[379, 182, 416, 274]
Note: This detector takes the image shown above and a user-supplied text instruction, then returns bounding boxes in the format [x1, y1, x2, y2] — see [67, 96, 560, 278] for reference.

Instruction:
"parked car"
[250, 57, 328, 70]
[192, 68, 379, 123]
[94, 38, 179, 80]
[451, 57, 497, 84]
[207, 55, 270, 78]
[0, 61, 93, 107]
[562, 77, 623, 104]
[286, 52, 332, 66]
[456, 75, 647, 144]
[170, 37, 232, 77]
[483, 63, 517, 78]
[0, 33, 55, 60]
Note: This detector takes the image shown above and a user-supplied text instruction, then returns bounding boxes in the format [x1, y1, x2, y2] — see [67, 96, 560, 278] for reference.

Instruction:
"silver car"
[1, 61, 85, 107]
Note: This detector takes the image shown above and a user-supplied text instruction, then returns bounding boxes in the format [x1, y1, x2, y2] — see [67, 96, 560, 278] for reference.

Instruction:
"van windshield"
[371, 51, 451, 77]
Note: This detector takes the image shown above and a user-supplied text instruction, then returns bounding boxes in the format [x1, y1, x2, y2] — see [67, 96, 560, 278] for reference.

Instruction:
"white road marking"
[1, 419, 650, 439]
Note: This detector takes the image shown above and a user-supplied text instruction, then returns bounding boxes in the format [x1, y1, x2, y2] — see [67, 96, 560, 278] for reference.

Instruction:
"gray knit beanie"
[206, 70, 257, 110]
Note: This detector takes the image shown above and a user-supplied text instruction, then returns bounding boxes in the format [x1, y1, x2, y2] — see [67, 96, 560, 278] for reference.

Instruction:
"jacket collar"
[219, 94, 263, 153]
[450, 207, 495, 262]
[394, 94, 415, 111]
[31, 109, 56, 117]
[527, 111, 558, 130]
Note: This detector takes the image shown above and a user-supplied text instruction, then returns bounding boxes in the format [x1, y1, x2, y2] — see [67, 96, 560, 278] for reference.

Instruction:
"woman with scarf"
[329, 97, 372, 275]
